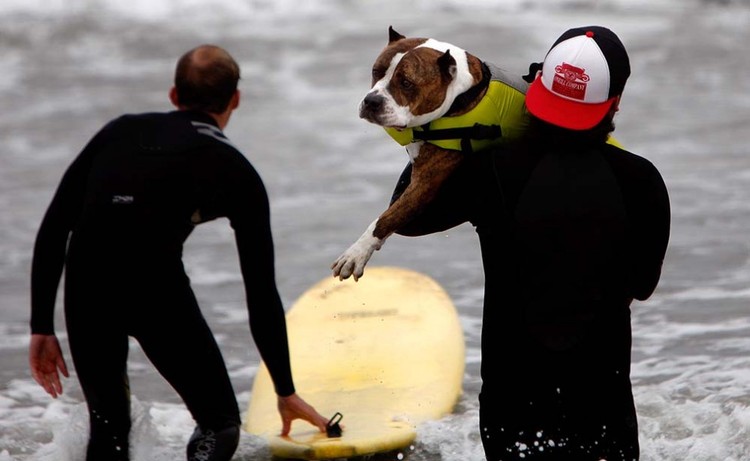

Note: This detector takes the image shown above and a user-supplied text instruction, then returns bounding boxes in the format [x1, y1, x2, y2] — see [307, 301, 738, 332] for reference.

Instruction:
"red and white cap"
[525, 26, 631, 130]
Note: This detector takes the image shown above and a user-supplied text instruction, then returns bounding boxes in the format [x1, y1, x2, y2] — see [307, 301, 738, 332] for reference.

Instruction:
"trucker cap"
[525, 26, 631, 130]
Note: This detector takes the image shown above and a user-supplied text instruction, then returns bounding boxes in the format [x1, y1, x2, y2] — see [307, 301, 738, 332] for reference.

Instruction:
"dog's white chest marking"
[406, 142, 424, 162]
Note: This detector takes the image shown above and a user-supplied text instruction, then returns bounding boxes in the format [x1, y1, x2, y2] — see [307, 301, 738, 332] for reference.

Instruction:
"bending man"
[29, 44, 329, 461]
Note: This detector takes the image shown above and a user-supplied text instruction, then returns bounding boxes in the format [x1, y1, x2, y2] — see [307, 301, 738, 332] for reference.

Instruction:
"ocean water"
[1, 0, 749, 460]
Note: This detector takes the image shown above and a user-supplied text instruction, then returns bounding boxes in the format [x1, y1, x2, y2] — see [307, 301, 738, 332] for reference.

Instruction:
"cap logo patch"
[552, 62, 590, 100]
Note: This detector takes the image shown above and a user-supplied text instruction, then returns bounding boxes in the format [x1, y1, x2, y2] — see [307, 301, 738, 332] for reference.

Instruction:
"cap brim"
[525, 76, 615, 131]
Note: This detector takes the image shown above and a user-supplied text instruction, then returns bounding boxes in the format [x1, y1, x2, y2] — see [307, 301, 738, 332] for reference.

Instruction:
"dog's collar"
[444, 61, 492, 117]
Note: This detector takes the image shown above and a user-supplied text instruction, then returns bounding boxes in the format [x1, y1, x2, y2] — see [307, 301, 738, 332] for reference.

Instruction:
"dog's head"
[359, 26, 484, 130]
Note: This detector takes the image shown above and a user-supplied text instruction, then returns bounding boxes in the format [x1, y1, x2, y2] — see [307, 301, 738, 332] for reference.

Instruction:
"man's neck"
[209, 111, 231, 130]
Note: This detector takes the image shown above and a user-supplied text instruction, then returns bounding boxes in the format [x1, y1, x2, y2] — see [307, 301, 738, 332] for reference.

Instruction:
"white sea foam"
[415, 408, 487, 461]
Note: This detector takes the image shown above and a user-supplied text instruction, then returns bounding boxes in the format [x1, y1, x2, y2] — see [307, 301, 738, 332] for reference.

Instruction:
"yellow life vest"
[384, 63, 621, 152]
[385, 64, 529, 153]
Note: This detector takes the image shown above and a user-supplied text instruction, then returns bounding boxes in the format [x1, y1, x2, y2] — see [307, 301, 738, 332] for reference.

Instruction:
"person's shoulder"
[200, 132, 252, 167]
[99, 111, 170, 134]
[110, 111, 166, 124]
[602, 143, 660, 171]
[601, 143, 667, 187]
[84, 112, 150, 142]
[204, 136, 261, 181]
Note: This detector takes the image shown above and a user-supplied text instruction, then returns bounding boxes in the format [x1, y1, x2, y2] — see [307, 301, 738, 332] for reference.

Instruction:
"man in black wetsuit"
[390, 27, 670, 460]
[29, 44, 329, 461]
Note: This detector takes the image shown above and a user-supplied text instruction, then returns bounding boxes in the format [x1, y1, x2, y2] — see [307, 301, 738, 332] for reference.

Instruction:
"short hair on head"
[174, 44, 240, 114]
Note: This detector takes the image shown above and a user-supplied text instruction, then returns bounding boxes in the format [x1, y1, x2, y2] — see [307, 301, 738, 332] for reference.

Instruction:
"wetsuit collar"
[174, 110, 221, 128]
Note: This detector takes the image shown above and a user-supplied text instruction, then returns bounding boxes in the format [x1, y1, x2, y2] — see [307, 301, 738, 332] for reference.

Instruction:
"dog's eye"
[400, 78, 414, 90]
[372, 68, 385, 81]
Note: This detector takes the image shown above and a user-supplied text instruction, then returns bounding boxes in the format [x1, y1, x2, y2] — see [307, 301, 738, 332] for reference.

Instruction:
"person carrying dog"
[390, 26, 670, 460]
[28, 44, 330, 461]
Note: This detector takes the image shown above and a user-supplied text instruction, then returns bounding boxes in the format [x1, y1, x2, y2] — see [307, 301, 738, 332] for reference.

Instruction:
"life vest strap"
[412, 123, 502, 153]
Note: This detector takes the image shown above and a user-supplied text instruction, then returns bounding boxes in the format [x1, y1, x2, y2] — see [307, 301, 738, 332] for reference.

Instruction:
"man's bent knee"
[187, 424, 240, 461]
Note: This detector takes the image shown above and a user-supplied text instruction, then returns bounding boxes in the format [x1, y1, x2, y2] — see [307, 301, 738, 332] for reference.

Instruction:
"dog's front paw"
[331, 229, 383, 281]
[331, 244, 375, 282]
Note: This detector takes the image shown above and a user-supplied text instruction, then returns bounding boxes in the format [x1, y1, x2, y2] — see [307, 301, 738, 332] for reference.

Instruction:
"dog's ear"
[388, 26, 406, 43]
[437, 49, 457, 82]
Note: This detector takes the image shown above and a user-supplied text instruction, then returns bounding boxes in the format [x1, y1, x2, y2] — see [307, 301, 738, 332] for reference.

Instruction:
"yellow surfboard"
[245, 266, 465, 460]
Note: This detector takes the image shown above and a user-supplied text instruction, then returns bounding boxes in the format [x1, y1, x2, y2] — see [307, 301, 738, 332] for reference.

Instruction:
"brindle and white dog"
[331, 27, 525, 281]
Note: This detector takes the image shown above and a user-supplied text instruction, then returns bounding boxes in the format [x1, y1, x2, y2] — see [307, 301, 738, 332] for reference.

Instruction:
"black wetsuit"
[30, 110, 294, 460]
[393, 134, 670, 461]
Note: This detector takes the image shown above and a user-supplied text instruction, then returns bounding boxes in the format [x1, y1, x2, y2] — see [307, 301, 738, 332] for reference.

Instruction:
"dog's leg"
[330, 218, 383, 282]
[331, 143, 463, 281]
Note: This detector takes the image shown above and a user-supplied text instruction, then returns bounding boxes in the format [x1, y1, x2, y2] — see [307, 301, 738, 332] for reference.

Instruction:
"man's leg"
[66, 304, 131, 461]
[135, 288, 241, 461]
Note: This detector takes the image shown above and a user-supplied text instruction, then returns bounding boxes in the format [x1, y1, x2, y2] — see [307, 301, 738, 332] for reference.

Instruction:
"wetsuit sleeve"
[391, 159, 477, 236]
[30, 122, 114, 335]
[607, 148, 671, 301]
[626, 159, 671, 300]
[226, 160, 295, 397]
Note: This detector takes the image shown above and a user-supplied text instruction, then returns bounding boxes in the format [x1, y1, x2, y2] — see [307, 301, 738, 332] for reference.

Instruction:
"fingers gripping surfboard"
[245, 266, 466, 460]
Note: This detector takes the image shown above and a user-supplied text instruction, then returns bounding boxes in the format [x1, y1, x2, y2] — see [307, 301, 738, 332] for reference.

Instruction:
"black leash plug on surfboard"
[326, 412, 343, 438]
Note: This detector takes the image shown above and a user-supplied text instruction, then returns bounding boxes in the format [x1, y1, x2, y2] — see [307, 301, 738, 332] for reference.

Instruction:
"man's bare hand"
[277, 393, 329, 436]
[29, 334, 69, 398]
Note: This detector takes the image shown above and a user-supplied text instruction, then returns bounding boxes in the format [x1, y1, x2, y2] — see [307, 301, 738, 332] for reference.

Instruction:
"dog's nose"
[362, 93, 384, 113]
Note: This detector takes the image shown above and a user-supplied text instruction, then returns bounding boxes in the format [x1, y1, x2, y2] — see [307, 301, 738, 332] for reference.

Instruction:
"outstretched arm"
[228, 157, 329, 434]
